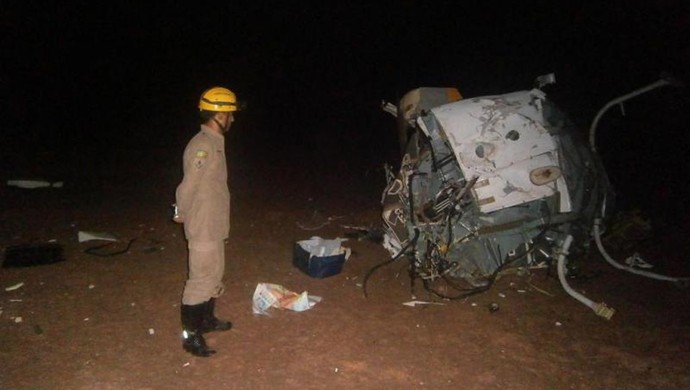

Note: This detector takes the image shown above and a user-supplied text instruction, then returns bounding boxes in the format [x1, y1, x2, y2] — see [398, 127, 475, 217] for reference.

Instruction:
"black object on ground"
[3, 243, 65, 268]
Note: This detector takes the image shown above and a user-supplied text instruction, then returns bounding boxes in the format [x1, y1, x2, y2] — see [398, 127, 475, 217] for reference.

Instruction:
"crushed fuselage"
[381, 86, 609, 297]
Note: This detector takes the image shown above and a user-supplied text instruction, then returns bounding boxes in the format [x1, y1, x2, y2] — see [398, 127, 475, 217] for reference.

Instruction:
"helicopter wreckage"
[368, 74, 685, 319]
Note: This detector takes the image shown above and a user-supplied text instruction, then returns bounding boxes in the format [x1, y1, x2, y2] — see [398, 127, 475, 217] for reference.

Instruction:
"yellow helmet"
[198, 87, 238, 112]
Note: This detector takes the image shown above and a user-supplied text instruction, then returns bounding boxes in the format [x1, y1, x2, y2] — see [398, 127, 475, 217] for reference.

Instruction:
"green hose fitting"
[594, 302, 615, 320]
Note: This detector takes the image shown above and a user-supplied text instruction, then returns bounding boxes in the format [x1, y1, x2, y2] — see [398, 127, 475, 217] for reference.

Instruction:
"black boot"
[181, 303, 216, 357]
[201, 298, 232, 333]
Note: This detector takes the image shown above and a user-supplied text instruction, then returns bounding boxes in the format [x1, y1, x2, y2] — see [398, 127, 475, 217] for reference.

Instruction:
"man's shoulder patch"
[195, 150, 208, 158]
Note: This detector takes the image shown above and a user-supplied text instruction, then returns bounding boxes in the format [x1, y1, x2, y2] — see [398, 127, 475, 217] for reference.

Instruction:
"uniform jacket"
[176, 125, 230, 241]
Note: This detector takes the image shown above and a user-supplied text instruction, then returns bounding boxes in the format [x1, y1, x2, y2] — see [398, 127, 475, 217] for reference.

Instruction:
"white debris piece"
[15, 317, 23, 323]
[5, 282, 25, 292]
[402, 300, 446, 307]
[148, 328, 155, 335]
[78, 231, 118, 243]
[625, 252, 654, 269]
[7, 180, 63, 189]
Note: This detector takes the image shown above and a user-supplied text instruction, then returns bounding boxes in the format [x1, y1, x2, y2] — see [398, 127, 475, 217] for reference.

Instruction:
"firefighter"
[174, 86, 237, 357]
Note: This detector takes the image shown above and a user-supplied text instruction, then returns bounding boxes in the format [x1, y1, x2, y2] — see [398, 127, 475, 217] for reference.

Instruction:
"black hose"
[363, 229, 420, 298]
[424, 239, 539, 300]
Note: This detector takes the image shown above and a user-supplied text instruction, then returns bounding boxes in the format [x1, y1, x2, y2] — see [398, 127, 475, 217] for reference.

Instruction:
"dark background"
[2, 1, 689, 227]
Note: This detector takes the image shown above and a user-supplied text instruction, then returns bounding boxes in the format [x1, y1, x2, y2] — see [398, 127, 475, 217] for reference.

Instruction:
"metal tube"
[557, 235, 615, 319]
[589, 79, 671, 153]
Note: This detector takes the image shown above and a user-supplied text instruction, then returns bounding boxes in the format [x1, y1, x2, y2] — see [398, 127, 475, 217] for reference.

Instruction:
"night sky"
[2, 1, 689, 222]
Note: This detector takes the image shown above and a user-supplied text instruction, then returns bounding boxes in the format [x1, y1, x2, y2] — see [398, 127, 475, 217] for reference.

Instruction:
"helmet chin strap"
[212, 116, 229, 133]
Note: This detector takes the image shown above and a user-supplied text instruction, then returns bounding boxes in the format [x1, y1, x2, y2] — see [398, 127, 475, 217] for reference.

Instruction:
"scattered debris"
[489, 303, 499, 313]
[498, 293, 506, 299]
[14, 316, 23, 323]
[402, 300, 446, 307]
[527, 281, 555, 297]
[148, 328, 155, 335]
[555, 321, 563, 327]
[5, 282, 24, 292]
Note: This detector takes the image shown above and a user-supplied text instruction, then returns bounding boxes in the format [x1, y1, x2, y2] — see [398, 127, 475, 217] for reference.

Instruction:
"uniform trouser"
[182, 240, 226, 305]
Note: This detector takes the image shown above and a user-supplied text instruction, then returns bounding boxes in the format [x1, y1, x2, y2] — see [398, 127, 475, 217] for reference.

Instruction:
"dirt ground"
[1, 146, 689, 390]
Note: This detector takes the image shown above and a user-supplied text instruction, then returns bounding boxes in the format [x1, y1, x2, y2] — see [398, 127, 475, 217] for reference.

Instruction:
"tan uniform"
[176, 125, 230, 305]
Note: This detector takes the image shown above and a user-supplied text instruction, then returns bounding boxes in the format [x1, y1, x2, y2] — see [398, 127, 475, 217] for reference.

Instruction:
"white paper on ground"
[297, 236, 349, 259]
[252, 282, 322, 315]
